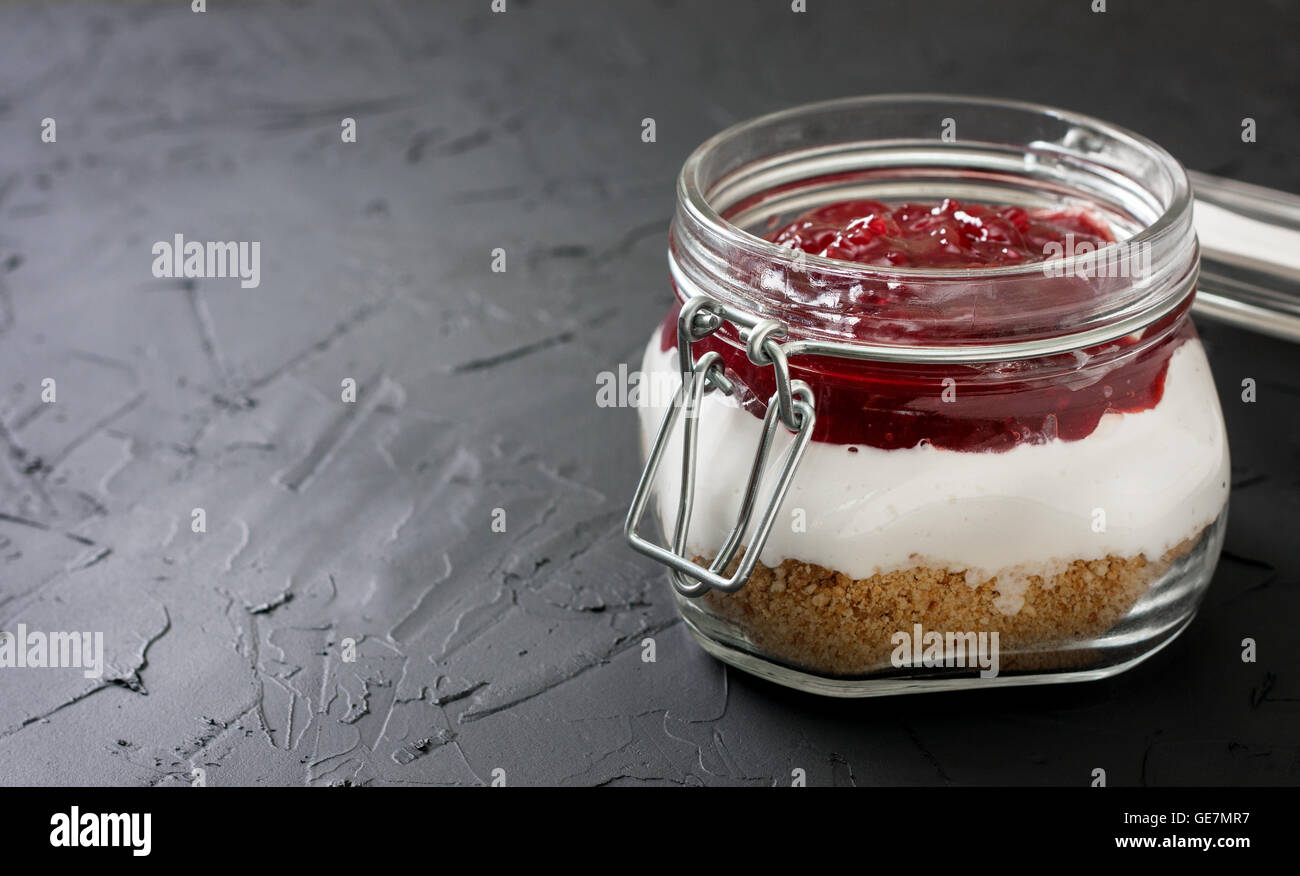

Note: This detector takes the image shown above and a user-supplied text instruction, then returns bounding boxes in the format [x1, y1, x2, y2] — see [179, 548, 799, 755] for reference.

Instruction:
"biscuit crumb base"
[697, 539, 1197, 676]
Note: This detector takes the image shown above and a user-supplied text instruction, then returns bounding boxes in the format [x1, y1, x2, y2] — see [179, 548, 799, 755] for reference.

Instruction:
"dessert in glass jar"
[625, 95, 1229, 696]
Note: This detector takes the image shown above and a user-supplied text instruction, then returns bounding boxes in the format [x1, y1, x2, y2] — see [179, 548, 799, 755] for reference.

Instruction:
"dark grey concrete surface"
[0, 0, 1296, 786]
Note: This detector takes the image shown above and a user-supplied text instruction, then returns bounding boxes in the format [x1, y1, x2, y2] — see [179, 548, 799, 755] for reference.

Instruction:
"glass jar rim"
[670, 93, 1199, 360]
[677, 93, 1192, 280]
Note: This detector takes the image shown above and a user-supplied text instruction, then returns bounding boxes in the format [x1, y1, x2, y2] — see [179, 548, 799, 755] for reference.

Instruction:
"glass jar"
[625, 95, 1230, 696]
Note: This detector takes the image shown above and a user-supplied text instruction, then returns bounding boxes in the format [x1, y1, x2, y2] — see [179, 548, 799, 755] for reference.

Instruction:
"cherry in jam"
[660, 198, 1181, 453]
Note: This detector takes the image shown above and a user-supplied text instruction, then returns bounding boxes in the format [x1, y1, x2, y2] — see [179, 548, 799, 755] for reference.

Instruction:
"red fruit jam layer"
[658, 198, 1187, 452]
[767, 198, 1114, 268]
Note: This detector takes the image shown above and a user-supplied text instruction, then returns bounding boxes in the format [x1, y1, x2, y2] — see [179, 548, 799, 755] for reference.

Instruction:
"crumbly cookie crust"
[697, 537, 1198, 676]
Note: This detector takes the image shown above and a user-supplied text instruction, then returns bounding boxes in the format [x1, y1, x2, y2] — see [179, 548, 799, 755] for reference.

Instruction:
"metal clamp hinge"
[624, 295, 816, 597]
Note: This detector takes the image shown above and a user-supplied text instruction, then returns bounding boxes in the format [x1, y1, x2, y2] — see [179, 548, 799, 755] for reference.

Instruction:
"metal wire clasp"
[624, 295, 816, 598]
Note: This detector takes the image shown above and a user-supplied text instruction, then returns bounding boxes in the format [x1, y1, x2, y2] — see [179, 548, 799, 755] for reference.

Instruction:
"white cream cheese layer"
[636, 335, 1229, 595]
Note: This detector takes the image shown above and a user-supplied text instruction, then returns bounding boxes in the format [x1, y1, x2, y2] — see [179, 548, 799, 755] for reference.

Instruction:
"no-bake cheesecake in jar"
[626, 96, 1229, 696]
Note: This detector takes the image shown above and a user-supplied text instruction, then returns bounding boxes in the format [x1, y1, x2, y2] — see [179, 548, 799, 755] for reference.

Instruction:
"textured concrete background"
[0, 0, 1296, 786]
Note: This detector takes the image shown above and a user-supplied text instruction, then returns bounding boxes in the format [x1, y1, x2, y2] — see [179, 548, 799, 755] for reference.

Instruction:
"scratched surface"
[0, 1, 1296, 786]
